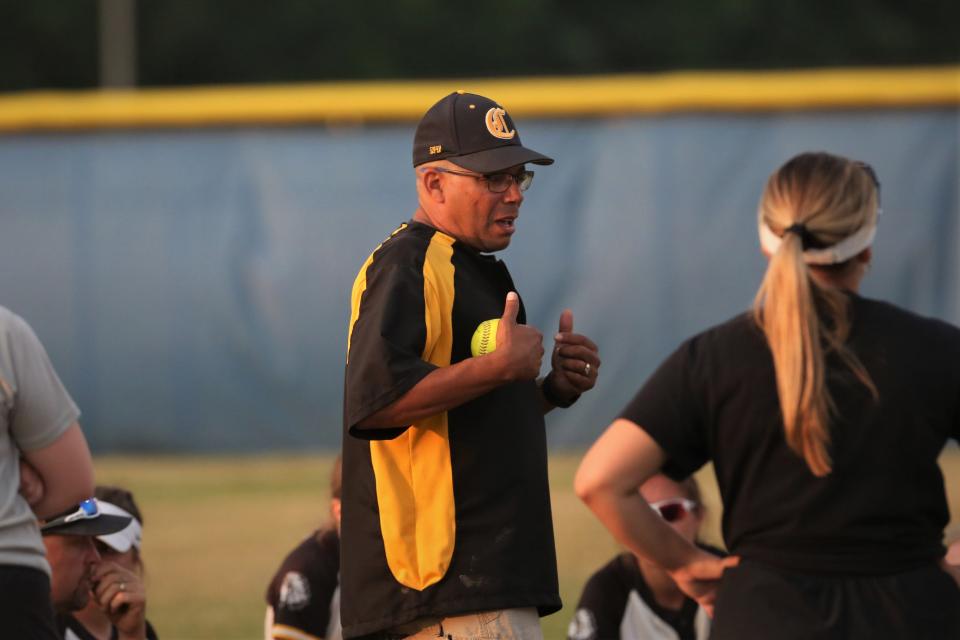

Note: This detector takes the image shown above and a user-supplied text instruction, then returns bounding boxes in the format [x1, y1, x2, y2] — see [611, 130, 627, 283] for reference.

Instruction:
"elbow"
[41, 460, 95, 516]
[575, 456, 636, 511]
[72, 464, 96, 500]
[354, 416, 378, 430]
[23, 422, 96, 518]
[355, 410, 397, 430]
[574, 463, 605, 507]
[351, 409, 409, 439]
[355, 397, 408, 429]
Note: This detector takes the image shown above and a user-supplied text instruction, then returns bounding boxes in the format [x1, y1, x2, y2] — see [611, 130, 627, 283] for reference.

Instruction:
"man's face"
[44, 535, 101, 612]
[441, 164, 526, 252]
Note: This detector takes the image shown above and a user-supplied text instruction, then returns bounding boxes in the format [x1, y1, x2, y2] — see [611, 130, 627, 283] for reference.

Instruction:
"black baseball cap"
[40, 498, 132, 537]
[413, 91, 554, 173]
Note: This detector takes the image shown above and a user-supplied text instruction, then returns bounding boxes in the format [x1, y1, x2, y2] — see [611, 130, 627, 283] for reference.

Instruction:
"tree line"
[2, 0, 957, 92]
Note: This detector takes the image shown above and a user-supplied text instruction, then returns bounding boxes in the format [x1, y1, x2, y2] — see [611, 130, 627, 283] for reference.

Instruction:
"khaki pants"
[386, 607, 543, 640]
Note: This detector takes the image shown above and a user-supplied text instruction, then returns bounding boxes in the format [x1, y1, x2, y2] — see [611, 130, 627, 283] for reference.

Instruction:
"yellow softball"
[470, 319, 500, 357]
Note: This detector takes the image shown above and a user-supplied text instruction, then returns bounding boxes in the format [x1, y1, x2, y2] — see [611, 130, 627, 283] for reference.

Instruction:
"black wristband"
[541, 372, 580, 408]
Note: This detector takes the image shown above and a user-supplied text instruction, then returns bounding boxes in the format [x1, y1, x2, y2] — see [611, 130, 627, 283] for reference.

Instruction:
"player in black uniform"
[265, 456, 342, 640]
[568, 475, 716, 640]
[342, 91, 601, 639]
[575, 152, 960, 639]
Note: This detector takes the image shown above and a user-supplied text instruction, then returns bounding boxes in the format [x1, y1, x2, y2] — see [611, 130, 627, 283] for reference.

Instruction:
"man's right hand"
[91, 561, 148, 640]
[493, 292, 543, 382]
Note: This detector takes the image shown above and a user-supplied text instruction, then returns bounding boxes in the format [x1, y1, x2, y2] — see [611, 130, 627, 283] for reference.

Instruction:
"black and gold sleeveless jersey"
[341, 220, 560, 639]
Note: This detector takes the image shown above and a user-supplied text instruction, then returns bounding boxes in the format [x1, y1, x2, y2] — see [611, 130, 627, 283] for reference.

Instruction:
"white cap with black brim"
[40, 498, 132, 537]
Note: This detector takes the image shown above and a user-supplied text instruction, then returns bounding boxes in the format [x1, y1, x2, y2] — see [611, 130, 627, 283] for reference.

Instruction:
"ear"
[418, 167, 446, 204]
[855, 247, 872, 264]
[331, 497, 342, 529]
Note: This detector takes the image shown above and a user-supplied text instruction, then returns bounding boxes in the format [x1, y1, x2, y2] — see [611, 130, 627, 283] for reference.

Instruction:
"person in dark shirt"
[265, 456, 342, 640]
[568, 475, 715, 640]
[575, 152, 960, 639]
[341, 91, 601, 639]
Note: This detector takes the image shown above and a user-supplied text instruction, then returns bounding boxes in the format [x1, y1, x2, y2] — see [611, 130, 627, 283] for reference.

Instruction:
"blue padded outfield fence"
[1, 67, 957, 451]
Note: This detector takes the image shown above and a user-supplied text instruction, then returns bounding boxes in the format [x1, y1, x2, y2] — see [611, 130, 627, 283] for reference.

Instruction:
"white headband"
[96, 501, 142, 552]
[758, 219, 877, 265]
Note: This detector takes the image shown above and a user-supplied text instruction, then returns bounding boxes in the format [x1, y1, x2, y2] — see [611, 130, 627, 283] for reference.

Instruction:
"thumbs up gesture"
[547, 308, 601, 401]
[493, 292, 544, 382]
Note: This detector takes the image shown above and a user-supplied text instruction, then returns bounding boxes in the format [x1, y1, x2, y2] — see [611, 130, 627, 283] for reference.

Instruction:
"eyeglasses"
[649, 498, 698, 523]
[424, 166, 535, 193]
[41, 498, 100, 531]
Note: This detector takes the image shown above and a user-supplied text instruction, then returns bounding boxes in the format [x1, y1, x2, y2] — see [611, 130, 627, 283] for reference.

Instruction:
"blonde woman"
[576, 152, 960, 639]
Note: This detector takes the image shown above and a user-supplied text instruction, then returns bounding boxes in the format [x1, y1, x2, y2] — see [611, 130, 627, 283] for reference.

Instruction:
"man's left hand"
[549, 309, 600, 400]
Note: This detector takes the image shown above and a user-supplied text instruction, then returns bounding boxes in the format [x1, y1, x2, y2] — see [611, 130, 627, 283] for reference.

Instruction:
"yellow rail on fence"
[0, 66, 957, 133]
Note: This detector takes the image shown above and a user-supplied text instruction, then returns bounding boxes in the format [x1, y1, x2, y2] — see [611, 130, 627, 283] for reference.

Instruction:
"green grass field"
[93, 448, 960, 640]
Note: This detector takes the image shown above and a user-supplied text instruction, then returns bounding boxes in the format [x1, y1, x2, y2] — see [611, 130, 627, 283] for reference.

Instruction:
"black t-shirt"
[265, 528, 340, 640]
[341, 221, 559, 638]
[621, 294, 960, 575]
[57, 614, 159, 640]
[568, 552, 714, 640]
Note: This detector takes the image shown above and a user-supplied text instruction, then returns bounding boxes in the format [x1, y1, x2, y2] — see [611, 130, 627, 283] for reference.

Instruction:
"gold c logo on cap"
[485, 107, 516, 140]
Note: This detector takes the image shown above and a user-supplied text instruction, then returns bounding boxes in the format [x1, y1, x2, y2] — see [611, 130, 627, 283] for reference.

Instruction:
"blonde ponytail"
[753, 153, 879, 477]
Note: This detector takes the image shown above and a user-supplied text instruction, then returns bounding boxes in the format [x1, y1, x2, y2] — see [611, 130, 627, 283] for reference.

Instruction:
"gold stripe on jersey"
[271, 624, 323, 640]
[346, 222, 407, 362]
[370, 230, 456, 590]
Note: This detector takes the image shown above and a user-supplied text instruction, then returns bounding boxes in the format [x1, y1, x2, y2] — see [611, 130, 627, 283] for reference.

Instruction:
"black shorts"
[711, 560, 960, 640]
[0, 564, 61, 640]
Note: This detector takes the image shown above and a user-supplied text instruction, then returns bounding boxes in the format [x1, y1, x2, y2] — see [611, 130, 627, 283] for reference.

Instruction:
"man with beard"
[40, 498, 138, 636]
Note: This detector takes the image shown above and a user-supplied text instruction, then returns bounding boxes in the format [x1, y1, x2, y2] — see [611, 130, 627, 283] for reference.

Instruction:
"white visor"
[759, 219, 877, 265]
[95, 501, 142, 552]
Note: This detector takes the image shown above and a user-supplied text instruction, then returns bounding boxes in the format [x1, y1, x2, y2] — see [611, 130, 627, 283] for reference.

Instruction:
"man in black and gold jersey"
[342, 91, 601, 639]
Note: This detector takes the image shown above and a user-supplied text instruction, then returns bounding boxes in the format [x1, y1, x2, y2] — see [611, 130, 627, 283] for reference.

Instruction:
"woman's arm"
[21, 422, 95, 519]
[575, 419, 738, 615]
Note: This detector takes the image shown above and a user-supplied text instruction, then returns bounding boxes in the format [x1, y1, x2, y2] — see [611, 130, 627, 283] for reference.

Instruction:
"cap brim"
[97, 530, 134, 552]
[41, 514, 132, 537]
[95, 501, 142, 552]
[451, 145, 554, 173]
